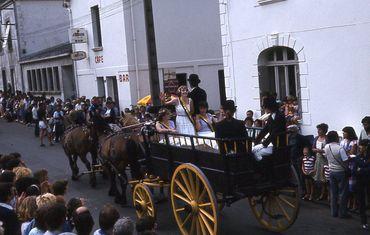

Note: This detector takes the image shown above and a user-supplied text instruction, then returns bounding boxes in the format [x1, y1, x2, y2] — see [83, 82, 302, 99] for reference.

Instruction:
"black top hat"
[221, 100, 237, 112]
[188, 74, 201, 84]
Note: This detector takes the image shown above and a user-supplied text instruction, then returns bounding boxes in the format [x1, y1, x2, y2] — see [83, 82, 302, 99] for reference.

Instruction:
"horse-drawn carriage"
[128, 124, 301, 234]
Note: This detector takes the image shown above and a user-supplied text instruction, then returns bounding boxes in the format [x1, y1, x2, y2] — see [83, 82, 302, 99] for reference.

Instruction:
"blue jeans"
[329, 171, 349, 217]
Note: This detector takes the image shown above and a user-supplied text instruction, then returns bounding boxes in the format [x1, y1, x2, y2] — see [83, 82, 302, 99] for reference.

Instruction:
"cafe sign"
[71, 51, 87, 61]
[70, 28, 88, 44]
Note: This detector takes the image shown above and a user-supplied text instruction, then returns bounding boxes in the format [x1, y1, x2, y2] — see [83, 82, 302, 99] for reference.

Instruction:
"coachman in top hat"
[187, 74, 207, 115]
[252, 96, 287, 161]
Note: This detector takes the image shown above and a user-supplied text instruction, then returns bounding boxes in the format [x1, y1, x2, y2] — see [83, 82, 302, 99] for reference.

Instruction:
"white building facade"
[0, 0, 22, 93]
[1, 0, 76, 100]
[219, 0, 370, 134]
[70, 0, 224, 111]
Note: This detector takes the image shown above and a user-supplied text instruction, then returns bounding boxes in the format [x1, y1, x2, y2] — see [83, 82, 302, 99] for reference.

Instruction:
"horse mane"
[119, 113, 140, 127]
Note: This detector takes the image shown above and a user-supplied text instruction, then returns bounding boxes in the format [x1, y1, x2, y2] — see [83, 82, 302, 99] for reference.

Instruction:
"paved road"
[0, 119, 367, 234]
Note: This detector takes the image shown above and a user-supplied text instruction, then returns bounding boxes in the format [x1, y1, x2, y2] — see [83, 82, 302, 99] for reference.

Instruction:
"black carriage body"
[144, 129, 292, 200]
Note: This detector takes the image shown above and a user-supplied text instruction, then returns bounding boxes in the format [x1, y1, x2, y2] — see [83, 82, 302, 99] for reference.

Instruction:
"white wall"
[221, 0, 370, 135]
[17, 0, 70, 57]
[0, 1, 22, 92]
[72, 0, 223, 111]
[71, 0, 132, 109]
[124, 0, 224, 110]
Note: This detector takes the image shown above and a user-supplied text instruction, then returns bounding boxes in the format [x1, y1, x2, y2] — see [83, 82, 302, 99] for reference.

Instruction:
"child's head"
[303, 146, 311, 156]
[245, 117, 253, 127]
[358, 139, 369, 155]
[33, 169, 49, 184]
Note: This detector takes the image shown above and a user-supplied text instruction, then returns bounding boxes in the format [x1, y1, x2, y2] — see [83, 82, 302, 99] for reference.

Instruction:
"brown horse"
[92, 115, 143, 205]
[61, 125, 98, 187]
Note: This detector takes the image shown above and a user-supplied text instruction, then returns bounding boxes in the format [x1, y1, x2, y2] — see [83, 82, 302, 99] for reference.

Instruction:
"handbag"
[329, 145, 351, 177]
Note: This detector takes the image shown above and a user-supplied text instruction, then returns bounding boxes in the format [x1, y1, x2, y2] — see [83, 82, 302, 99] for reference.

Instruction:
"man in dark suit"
[187, 74, 207, 114]
[215, 100, 247, 153]
[253, 96, 286, 161]
[0, 183, 20, 235]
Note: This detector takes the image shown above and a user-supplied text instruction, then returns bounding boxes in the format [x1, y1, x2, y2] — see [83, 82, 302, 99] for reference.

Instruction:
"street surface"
[0, 119, 368, 235]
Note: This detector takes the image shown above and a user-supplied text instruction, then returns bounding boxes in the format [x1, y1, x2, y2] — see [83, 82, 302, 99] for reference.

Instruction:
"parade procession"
[0, 0, 369, 235]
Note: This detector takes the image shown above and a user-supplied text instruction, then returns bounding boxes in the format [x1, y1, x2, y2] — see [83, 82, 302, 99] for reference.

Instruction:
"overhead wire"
[14, 0, 142, 39]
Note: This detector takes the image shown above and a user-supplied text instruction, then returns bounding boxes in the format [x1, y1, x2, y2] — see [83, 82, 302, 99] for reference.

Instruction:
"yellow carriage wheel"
[171, 163, 219, 235]
[248, 165, 300, 232]
[133, 183, 156, 219]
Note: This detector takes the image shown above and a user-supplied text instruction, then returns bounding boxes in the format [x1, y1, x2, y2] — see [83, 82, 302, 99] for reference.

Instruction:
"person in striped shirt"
[301, 147, 316, 200]
[323, 164, 330, 202]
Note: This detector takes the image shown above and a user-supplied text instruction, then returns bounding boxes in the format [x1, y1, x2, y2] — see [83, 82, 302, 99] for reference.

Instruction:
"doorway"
[176, 73, 187, 87]
[10, 69, 15, 93]
[61, 65, 76, 99]
[106, 76, 119, 109]
[218, 69, 226, 105]
[1, 70, 6, 92]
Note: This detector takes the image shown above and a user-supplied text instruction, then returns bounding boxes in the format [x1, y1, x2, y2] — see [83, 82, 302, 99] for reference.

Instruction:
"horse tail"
[126, 139, 143, 180]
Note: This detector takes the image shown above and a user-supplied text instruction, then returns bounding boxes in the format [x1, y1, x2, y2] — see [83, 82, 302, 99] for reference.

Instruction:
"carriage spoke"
[195, 176, 200, 199]
[135, 199, 142, 204]
[187, 169, 196, 196]
[199, 211, 214, 234]
[179, 171, 193, 200]
[199, 202, 212, 208]
[136, 192, 143, 201]
[278, 195, 295, 208]
[198, 188, 207, 202]
[180, 212, 192, 228]
[196, 215, 201, 235]
[175, 207, 186, 213]
[199, 208, 215, 223]
[190, 217, 196, 234]
[275, 198, 291, 221]
[198, 215, 207, 235]
[174, 179, 192, 201]
[174, 193, 191, 205]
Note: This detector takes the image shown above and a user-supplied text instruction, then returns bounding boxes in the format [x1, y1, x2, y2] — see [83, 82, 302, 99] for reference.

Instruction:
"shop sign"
[163, 69, 178, 94]
[95, 55, 104, 64]
[71, 51, 87, 61]
[118, 73, 129, 82]
[70, 28, 87, 43]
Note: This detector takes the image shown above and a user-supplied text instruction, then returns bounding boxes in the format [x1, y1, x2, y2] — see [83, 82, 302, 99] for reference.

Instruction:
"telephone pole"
[143, 0, 161, 106]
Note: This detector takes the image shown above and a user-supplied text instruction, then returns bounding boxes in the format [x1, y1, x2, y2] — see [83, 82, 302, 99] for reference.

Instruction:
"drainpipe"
[66, 7, 79, 98]
[12, 1, 25, 92]
[128, 0, 140, 100]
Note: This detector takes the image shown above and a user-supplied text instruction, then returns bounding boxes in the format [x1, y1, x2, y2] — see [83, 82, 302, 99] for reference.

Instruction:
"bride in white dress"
[160, 86, 196, 135]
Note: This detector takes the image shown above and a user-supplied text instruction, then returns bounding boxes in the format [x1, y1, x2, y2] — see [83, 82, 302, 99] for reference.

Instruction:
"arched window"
[258, 47, 299, 101]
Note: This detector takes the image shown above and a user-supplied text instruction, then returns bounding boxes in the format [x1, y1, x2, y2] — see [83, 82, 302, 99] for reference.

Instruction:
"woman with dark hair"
[195, 101, 216, 137]
[312, 123, 329, 200]
[155, 108, 176, 134]
[341, 126, 358, 155]
[324, 131, 350, 218]
[340, 126, 358, 211]
[359, 116, 370, 142]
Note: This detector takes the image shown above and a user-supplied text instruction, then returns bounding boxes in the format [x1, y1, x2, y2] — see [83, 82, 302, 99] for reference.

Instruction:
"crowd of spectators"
[1, 89, 369, 231]
[0, 152, 157, 235]
[297, 117, 370, 230]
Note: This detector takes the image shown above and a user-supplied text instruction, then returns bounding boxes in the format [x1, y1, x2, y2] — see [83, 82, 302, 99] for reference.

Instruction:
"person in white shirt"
[31, 103, 39, 137]
[324, 131, 350, 218]
[53, 105, 64, 142]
